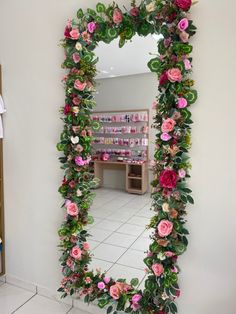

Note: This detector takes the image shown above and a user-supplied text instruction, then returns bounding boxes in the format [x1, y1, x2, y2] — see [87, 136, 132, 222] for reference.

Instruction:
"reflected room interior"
[87, 34, 160, 286]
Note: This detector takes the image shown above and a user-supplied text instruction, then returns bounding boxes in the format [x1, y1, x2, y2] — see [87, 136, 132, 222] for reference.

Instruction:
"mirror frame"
[57, 1, 197, 313]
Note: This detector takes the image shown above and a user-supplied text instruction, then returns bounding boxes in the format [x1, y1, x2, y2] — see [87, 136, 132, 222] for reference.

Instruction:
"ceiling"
[95, 34, 162, 79]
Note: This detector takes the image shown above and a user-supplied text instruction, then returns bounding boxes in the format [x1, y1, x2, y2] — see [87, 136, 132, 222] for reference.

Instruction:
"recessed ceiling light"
[110, 66, 114, 70]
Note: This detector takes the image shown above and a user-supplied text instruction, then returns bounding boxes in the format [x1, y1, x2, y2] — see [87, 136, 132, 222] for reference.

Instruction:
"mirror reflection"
[87, 35, 160, 285]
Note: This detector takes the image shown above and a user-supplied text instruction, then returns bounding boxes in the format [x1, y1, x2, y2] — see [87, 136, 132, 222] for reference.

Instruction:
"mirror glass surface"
[87, 35, 161, 285]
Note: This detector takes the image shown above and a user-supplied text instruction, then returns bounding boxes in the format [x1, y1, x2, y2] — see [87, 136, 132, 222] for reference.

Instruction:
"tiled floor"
[88, 187, 154, 284]
[0, 188, 154, 314]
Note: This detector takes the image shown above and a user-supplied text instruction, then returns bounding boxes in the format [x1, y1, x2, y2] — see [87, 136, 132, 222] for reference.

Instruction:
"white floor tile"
[94, 219, 123, 232]
[89, 258, 113, 273]
[87, 217, 102, 230]
[93, 243, 126, 263]
[107, 211, 134, 222]
[141, 228, 154, 238]
[127, 216, 150, 227]
[90, 208, 113, 219]
[104, 232, 137, 248]
[108, 264, 145, 284]
[136, 208, 154, 218]
[116, 223, 144, 236]
[0, 283, 35, 314]
[89, 227, 113, 242]
[68, 307, 91, 314]
[116, 249, 146, 270]
[14, 295, 70, 314]
[130, 236, 151, 252]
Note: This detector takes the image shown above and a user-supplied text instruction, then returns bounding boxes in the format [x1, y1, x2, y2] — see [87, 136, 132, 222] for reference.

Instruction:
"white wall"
[95, 74, 156, 189]
[0, 1, 236, 314]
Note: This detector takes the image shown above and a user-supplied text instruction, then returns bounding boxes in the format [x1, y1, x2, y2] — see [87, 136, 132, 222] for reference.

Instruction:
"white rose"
[75, 42, 82, 51]
[146, 1, 156, 12]
[71, 136, 79, 144]
[72, 106, 79, 114]
[162, 202, 170, 212]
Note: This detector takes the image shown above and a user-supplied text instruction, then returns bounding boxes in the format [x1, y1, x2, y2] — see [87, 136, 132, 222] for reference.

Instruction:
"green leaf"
[143, 257, 153, 267]
[175, 243, 186, 255]
[187, 195, 194, 204]
[106, 28, 119, 40]
[119, 37, 125, 48]
[130, 278, 139, 287]
[176, 61, 185, 73]
[96, 2, 106, 13]
[87, 215, 94, 224]
[185, 90, 198, 104]
[91, 120, 101, 131]
[87, 8, 96, 17]
[169, 302, 178, 313]
[98, 299, 109, 308]
[107, 305, 113, 314]
[77, 9, 84, 19]
[57, 143, 65, 151]
[124, 27, 134, 40]
[148, 57, 161, 73]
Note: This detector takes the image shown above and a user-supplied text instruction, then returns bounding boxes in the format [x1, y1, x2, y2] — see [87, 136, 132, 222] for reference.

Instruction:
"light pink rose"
[97, 282, 105, 290]
[178, 18, 189, 31]
[66, 19, 72, 28]
[66, 257, 74, 268]
[167, 68, 182, 83]
[87, 22, 96, 33]
[72, 53, 80, 64]
[66, 202, 78, 216]
[171, 266, 178, 273]
[75, 156, 85, 166]
[104, 277, 110, 284]
[164, 38, 171, 48]
[70, 29, 80, 40]
[179, 31, 189, 43]
[109, 284, 121, 300]
[178, 169, 186, 178]
[161, 133, 172, 141]
[165, 251, 175, 257]
[113, 8, 123, 24]
[71, 246, 82, 259]
[74, 79, 87, 91]
[83, 242, 90, 250]
[77, 189, 82, 197]
[177, 97, 188, 108]
[82, 31, 91, 42]
[151, 263, 164, 276]
[81, 129, 87, 137]
[75, 144, 83, 152]
[184, 58, 192, 70]
[157, 220, 173, 237]
[161, 118, 176, 133]
[132, 294, 142, 303]
[85, 277, 92, 284]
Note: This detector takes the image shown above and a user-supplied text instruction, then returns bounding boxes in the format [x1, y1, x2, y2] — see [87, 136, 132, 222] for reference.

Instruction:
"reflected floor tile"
[104, 232, 137, 248]
[89, 227, 113, 242]
[116, 223, 144, 237]
[127, 216, 151, 227]
[136, 208, 154, 218]
[0, 283, 35, 314]
[90, 209, 115, 219]
[88, 240, 100, 251]
[130, 236, 151, 252]
[93, 243, 126, 263]
[68, 308, 91, 314]
[107, 211, 134, 223]
[89, 258, 113, 273]
[94, 219, 123, 232]
[116, 249, 146, 270]
[14, 295, 70, 314]
[108, 264, 146, 283]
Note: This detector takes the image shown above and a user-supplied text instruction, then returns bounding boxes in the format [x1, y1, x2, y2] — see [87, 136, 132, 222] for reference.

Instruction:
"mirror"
[87, 35, 158, 286]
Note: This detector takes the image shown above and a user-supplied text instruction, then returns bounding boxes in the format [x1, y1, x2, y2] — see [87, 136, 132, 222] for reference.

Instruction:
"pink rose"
[75, 144, 83, 153]
[101, 153, 109, 161]
[66, 257, 74, 268]
[179, 31, 189, 43]
[178, 18, 189, 31]
[72, 53, 80, 64]
[151, 263, 164, 276]
[82, 31, 91, 42]
[178, 169, 186, 178]
[77, 189, 82, 197]
[64, 104, 71, 115]
[104, 277, 110, 284]
[70, 29, 80, 40]
[165, 251, 175, 257]
[130, 7, 139, 16]
[152, 101, 157, 109]
[72, 97, 81, 105]
[74, 80, 87, 91]
[87, 21, 96, 33]
[160, 169, 178, 189]
[75, 156, 85, 166]
[177, 97, 188, 108]
[164, 38, 171, 48]
[157, 220, 173, 237]
[175, 0, 192, 11]
[81, 129, 87, 137]
[160, 133, 172, 141]
[66, 202, 78, 216]
[171, 266, 178, 273]
[184, 58, 192, 70]
[132, 294, 142, 303]
[167, 68, 182, 83]
[97, 282, 105, 290]
[161, 118, 176, 133]
[131, 303, 140, 311]
[83, 242, 90, 250]
[113, 8, 123, 24]
[109, 284, 121, 300]
[71, 246, 82, 260]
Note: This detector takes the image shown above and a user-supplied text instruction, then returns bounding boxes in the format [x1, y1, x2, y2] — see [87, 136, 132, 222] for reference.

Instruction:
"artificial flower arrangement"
[57, 0, 197, 313]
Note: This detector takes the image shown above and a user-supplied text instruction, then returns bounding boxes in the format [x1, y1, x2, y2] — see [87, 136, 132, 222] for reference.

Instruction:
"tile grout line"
[11, 292, 37, 314]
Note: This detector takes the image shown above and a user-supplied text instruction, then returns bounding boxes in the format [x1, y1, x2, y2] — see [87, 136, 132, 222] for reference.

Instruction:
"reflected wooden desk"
[93, 160, 148, 194]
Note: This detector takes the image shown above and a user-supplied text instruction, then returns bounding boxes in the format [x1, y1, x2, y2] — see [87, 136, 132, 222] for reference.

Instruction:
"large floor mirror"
[86, 35, 159, 286]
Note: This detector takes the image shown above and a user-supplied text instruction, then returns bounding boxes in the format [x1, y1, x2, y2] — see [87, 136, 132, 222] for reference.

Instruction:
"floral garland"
[57, 0, 197, 313]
